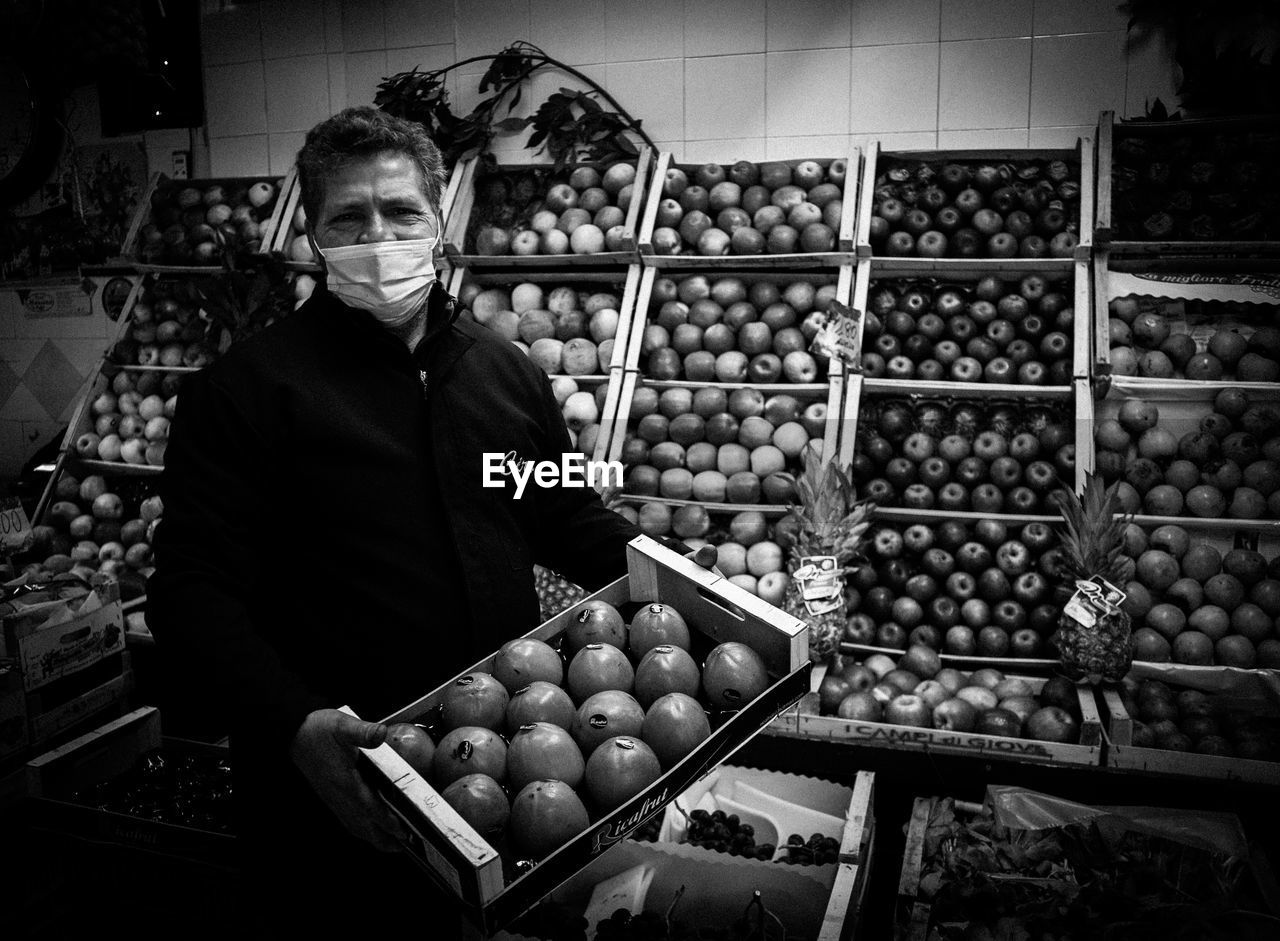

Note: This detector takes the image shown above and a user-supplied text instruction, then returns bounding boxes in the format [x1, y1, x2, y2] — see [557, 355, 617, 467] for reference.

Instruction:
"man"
[148, 107, 648, 933]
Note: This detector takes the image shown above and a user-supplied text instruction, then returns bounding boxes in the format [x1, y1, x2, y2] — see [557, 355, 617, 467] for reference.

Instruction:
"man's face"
[311, 151, 439, 249]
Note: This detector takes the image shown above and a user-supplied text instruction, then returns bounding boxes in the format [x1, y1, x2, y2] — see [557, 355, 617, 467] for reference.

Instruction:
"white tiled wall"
[196, 0, 1174, 179]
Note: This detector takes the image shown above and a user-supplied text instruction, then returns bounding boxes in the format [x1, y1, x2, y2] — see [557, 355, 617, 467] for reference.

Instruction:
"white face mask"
[319, 236, 440, 327]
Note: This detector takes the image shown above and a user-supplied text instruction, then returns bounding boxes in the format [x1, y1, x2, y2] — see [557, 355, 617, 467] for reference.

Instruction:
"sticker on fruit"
[483, 452, 623, 498]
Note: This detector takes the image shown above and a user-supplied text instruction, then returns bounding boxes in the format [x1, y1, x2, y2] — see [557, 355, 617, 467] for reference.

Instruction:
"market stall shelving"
[855, 138, 1095, 263]
[637, 152, 861, 269]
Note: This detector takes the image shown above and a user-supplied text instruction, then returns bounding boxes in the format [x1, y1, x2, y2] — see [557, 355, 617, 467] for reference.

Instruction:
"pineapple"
[534, 484, 626, 621]
[781, 448, 875, 662]
[1051, 473, 1134, 684]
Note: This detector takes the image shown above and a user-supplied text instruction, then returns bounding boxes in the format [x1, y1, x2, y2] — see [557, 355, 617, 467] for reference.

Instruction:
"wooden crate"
[858, 257, 1091, 386]
[447, 264, 644, 381]
[351, 535, 811, 934]
[443, 150, 654, 268]
[638, 152, 860, 269]
[1092, 251, 1280, 385]
[603, 363, 851, 515]
[26, 705, 236, 865]
[540, 767, 875, 941]
[850, 378, 1086, 519]
[622, 265, 855, 388]
[1084, 376, 1280, 533]
[1095, 109, 1280, 257]
[857, 138, 1094, 262]
[769, 661, 1103, 768]
[122, 172, 286, 273]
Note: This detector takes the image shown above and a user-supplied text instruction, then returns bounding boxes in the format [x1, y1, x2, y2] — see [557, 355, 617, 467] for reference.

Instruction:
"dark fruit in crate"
[433, 727, 508, 787]
[564, 600, 627, 654]
[633, 644, 701, 707]
[628, 602, 691, 657]
[506, 680, 577, 733]
[493, 637, 564, 694]
[568, 643, 635, 700]
[642, 692, 712, 769]
[440, 672, 509, 732]
[571, 690, 645, 756]
[507, 722, 586, 793]
[702, 642, 770, 709]
[509, 780, 590, 859]
[584, 737, 662, 810]
[441, 773, 509, 838]
[385, 723, 435, 776]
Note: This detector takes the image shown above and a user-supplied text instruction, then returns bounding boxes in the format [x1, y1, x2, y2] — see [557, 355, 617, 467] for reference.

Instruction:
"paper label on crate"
[0, 499, 32, 556]
[809, 301, 862, 367]
[1062, 578, 1125, 630]
[1107, 270, 1280, 304]
[793, 555, 845, 617]
[17, 595, 125, 691]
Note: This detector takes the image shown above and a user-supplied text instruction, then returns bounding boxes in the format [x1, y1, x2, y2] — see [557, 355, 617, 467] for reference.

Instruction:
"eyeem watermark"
[483, 451, 623, 498]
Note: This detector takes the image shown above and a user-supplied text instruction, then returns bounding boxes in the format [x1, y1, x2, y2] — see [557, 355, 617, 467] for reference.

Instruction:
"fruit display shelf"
[351, 535, 810, 933]
[1117, 521, 1280, 670]
[1083, 377, 1280, 532]
[1099, 663, 1280, 786]
[855, 138, 1094, 265]
[857, 257, 1091, 390]
[1095, 109, 1280, 257]
[849, 378, 1089, 523]
[602, 365, 854, 515]
[26, 706, 236, 868]
[637, 152, 859, 269]
[442, 150, 655, 268]
[1092, 253, 1280, 385]
[768, 659, 1102, 769]
[121, 172, 285, 273]
[621, 266, 855, 390]
[839, 511, 1065, 671]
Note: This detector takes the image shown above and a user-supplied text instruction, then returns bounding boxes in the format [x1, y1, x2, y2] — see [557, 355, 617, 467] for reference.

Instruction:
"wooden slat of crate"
[1094, 110, 1114, 244]
[1100, 688, 1280, 785]
[818, 769, 876, 941]
[839, 641, 1058, 675]
[26, 705, 160, 798]
[858, 139, 1090, 261]
[895, 796, 933, 941]
[1074, 377, 1092, 494]
[258, 165, 296, 256]
[444, 149, 653, 268]
[638, 151, 860, 268]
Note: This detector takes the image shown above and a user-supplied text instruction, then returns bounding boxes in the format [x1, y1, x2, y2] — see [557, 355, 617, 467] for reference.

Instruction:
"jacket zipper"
[418, 367, 429, 399]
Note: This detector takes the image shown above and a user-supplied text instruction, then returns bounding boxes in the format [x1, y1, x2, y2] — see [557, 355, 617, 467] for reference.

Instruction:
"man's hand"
[290, 709, 408, 852]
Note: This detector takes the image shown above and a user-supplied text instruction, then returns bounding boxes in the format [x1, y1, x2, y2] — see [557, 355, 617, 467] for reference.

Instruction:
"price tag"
[792, 554, 845, 617]
[1063, 577, 1126, 629]
[0, 498, 33, 556]
[809, 301, 862, 367]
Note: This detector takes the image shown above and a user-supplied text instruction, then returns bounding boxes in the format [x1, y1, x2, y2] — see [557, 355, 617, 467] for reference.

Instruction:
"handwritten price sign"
[0, 498, 33, 555]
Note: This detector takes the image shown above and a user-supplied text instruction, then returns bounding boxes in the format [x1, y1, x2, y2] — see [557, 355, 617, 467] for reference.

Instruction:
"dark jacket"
[148, 282, 639, 755]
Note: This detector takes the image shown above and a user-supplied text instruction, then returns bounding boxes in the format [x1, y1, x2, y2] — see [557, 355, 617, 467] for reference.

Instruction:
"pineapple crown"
[1054, 472, 1133, 584]
[784, 447, 875, 566]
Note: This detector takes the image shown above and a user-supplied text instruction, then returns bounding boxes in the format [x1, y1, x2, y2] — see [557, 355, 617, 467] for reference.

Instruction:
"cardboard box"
[352, 535, 810, 933]
[1, 580, 125, 692]
[0, 660, 28, 761]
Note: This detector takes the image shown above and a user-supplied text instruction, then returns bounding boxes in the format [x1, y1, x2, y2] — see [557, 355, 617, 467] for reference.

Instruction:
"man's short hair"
[296, 106, 447, 225]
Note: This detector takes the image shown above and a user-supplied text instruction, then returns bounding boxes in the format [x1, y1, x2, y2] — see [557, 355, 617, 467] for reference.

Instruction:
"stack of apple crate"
[760, 137, 1115, 768]
[595, 152, 863, 608]
[15, 174, 289, 741]
[1083, 111, 1280, 785]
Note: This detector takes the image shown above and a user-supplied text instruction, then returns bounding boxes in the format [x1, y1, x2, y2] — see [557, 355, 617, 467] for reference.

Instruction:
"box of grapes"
[350, 534, 810, 933]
